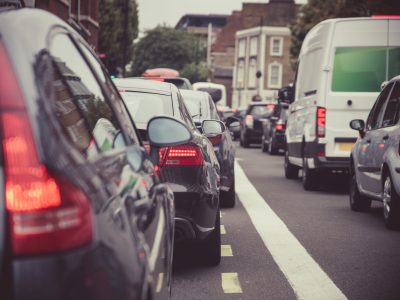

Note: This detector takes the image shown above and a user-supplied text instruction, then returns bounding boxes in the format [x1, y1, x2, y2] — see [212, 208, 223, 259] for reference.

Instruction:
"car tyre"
[349, 167, 371, 211]
[268, 137, 279, 155]
[199, 210, 221, 266]
[302, 156, 318, 191]
[221, 174, 235, 208]
[284, 150, 298, 179]
[261, 135, 268, 152]
[382, 175, 400, 230]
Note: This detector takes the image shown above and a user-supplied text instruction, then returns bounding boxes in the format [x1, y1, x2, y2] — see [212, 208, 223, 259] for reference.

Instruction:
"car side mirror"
[350, 119, 365, 138]
[228, 121, 240, 130]
[147, 116, 192, 164]
[225, 116, 239, 127]
[202, 120, 225, 136]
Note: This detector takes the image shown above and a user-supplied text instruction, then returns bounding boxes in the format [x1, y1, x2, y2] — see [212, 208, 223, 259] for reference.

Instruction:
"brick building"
[32, 0, 99, 48]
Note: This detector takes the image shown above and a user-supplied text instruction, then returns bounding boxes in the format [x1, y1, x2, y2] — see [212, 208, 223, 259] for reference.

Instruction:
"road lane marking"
[221, 244, 233, 257]
[220, 211, 223, 218]
[235, 161, 347, 300]
[155, 272, 164, 293]
[221, 273, 243, 293]
[221, 224, 226, 234]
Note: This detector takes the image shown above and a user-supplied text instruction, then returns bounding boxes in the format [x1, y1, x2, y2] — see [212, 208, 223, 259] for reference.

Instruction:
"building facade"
[33, 0, 99, 48]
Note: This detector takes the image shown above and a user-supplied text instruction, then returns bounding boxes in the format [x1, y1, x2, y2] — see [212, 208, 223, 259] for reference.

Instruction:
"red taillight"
[317, 107, 326, 138]
[143, 143, 150, 154]
[275, 123, 285, 131]
[0, 43, 92, 256]
[207, 134, 223, 146]
[159, 145, 203, 166]
[245, 115, 253, 127]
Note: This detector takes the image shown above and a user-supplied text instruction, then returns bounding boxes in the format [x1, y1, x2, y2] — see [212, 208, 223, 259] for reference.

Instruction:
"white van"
[193, 82, 227, 107]
[284, 17, 400, 190]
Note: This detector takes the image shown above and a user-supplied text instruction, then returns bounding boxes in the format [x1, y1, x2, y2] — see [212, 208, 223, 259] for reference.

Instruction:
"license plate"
[337, 142, 354, 151]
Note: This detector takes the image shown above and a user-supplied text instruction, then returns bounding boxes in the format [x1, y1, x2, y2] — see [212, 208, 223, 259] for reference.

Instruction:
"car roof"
[180, 89, 209, 100]
[113, 78, 173, 95]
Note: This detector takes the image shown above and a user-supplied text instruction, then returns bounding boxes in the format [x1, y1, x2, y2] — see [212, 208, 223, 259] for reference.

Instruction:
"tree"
[131, 26, 203, 76]
[180, 62, 208, 83]
[98, 0, 138, 77]
[290, 0, 399, 67]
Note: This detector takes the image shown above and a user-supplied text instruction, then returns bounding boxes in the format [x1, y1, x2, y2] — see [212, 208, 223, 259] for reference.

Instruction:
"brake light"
[0, 43, 92, 256]
[275, 122, 285, 131]
[245, 115, 253, 127]
[317, 107, 326, 138]
[207, 134, 223, 146]
[159, 145, 203, 166]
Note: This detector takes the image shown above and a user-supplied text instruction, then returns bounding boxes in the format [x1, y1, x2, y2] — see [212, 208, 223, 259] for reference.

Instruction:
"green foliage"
[180, 63, 208, 83]
[98, 0, 138, 75]
[131, 26, 206, 76]
[290, 0, 399, 67]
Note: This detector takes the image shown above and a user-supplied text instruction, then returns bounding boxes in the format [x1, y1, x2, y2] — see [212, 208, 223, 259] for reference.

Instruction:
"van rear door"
[324, 19, 400, 158]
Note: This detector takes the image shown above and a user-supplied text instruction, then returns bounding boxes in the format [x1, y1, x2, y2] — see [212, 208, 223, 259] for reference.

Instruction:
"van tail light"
[159, 145, 203, 166]
[275, 122, 285, 131]
[0, 43, 92, 256]
[316, 107, 326, 138]
[245, 115, 254, 127]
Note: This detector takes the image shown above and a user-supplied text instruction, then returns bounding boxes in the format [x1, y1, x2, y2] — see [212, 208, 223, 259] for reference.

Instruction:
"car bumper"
[314, 156, 350, 171]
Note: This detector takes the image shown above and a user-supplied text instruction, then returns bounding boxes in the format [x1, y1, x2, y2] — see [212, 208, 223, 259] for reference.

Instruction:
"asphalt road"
[171, 143, 400, 300]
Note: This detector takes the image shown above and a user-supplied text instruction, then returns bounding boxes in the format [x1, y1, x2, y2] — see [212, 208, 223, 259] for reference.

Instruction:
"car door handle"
[382, 135, 389, 141]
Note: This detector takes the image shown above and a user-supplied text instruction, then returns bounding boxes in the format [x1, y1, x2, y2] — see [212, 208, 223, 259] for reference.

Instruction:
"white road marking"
[221, 244, 233, 257]
[155, 272, 164, 293]
[221, 273, 243, 293]
[220, 224, 226, 234]
[235, 161, 347, 300]
[149, 207, 165, 272]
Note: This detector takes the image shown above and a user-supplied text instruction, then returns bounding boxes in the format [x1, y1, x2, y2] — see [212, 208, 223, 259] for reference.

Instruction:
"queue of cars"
[0, 4, 238, 300]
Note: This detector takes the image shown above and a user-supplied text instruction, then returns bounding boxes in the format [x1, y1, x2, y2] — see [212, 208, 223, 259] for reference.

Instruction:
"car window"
[208, 96, 220, 120]
[50, 33, 126, 153]
[366, 82, 394, 131]
[78, 43, 140, 145]
[177, 91, 196, 129]
[249, 105, 273, 117]
[120, 91, 173, 129]
[280, 106, 289, 120]
[381, 82, 400, 128]
[183, 94, 209, 119]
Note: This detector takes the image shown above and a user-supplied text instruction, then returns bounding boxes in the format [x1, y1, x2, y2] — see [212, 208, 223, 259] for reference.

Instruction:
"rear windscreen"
[183, 96, 209, 119]
[120, 92, 173, 128]
[332, 47, 400, 92]
[249, 105, 273, 117]
[164, 78, 189, 89]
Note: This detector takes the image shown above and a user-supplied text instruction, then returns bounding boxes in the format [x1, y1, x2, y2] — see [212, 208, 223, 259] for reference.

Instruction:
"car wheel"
[382, 175, 400, 230]
[268, 137, 278, 155]
[221, 174, 235, 208]
[349, 167, 371, 211]
[261, 135, 268, 152]
[199, 210, 221, 266]
[284, 150, 298, 179]
[302, 156, 318, 191]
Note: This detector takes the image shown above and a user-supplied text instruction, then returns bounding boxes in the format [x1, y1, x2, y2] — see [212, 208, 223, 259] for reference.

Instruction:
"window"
[237, 59, 245, 88]
[238, 38, 246, 58]
[248, 58, 257, 88]
[381, 83, 400, 128]
[366, 82, 394, 130]
[270, 37, 283, 56]
[50, 34, 126, 153]
[332, 47, 400, 92]
[268, 63, 282, 88]
[249, 36, 258, 56]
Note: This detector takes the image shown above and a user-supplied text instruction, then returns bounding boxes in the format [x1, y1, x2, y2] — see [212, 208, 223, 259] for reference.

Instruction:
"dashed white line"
[220, 224, 226, 234]
[221, 244, 233, 257]
[221, 273, 243, 294]
[235, 161, 347, 300]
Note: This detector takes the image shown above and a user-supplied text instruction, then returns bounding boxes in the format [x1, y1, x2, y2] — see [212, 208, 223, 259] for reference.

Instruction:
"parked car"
[113, 78, 222, 266]
[230, 107, 247, 140]
[180, 90, 237, 208]
[0, 7, 188, 300]
[261, 102, 289, 154]
[138, 76, 193, 90]
[240, 102, 275, 147]
[350, 76, 400, 229]
[284, 17, 400, 191]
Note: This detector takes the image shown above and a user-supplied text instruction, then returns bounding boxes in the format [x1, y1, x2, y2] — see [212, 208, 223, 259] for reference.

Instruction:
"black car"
[350, 76, 400, 229]
[240, 102, 275, 147]
[261, 102, 289, 154]
[0, 7, 190, 300]
[114, 78, 222, 266]
[180, 90, 237, 208]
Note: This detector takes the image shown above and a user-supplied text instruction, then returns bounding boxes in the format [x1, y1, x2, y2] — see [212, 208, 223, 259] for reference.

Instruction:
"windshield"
[332, 47, 400, 92]
[120, 92, 173, 129]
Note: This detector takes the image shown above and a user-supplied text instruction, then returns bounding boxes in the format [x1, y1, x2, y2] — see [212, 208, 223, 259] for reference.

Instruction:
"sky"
[137, 0, 307, 34]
